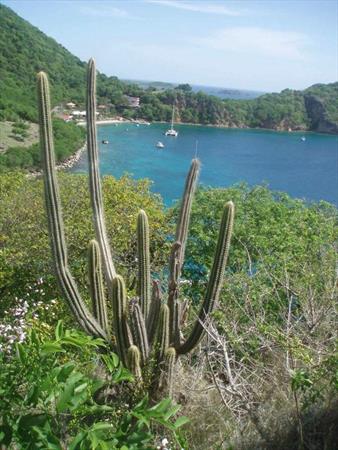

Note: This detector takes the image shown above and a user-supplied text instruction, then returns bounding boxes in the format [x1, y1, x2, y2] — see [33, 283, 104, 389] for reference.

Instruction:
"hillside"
[0, 4, 130, 122]
[1, 4, 337, 134]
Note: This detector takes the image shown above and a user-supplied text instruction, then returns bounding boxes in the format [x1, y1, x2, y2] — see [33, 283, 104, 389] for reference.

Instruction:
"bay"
[71, 123, 338, 207]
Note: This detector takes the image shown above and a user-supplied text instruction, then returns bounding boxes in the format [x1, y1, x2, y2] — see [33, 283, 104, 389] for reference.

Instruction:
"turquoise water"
[71, 123, 338, 206]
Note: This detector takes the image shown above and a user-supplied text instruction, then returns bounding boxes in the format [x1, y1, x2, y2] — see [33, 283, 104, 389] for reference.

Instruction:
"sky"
[2, 0, 338, 92]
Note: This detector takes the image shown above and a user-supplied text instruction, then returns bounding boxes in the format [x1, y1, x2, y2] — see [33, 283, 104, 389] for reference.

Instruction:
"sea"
[190, 84, 264, 99]
[71, 123, 338, 207]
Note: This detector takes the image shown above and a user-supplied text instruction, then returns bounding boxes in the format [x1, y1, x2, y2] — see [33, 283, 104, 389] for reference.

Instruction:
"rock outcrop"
[304, 95, 338, 134]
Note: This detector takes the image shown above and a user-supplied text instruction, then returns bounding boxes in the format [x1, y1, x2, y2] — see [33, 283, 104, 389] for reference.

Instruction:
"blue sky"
[2, 0, 337, 91]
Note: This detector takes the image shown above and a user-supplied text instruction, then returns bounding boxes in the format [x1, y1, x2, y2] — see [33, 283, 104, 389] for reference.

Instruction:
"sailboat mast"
[171, 105, 175, 129]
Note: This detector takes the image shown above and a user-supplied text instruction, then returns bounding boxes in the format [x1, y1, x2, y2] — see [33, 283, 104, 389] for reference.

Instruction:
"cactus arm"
[155, 304, 170, 362]
[88, 240, 109, 334]
[167, 241, 181, 346]
[167, 159, 199, 345]
[37, 71, 108, 341]
[160, 347, 176, 395]
[87, 58, 116, 282]
[137, 210, 151, 319]
[172, 158, 200, 276]
[127, 345, 142, 379]
[111, 275, 132, 365]
[147, 280, 162, 344]
[130, 300, 149, 365]
[176, 201, 235, 355]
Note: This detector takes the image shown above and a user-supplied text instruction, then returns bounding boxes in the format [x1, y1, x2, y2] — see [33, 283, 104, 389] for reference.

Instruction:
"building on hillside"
[126, 96, 140, 108]
[72, 110, 99, 118]
[66, 102, 76, 109]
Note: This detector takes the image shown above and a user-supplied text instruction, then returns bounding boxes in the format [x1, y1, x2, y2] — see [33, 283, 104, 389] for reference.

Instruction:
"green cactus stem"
[167, 241, 181, 346]
[137, 210, 151, 320]
[88, 239, 109, 334]
[155, 304, 170, 362]
[172, 158, 200, 275]
[147, 280, 162, 344]
[127, 345, 142, 379]
[87, 58, 116, 283]
[111, 275, 133, 364]
[130, 300, 149, 365]
[176, 201, 235, 355]
[163, 347, 176, 395]
[37, 71, 107, 341]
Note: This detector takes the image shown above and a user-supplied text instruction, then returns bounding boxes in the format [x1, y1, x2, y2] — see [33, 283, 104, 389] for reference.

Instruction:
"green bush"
[0, 321, 188, 449]
[0, 172, 168, 326]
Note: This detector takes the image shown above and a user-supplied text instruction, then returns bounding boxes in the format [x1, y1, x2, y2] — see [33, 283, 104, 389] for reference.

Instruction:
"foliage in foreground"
[168, 186, 338, 449]
[0, 171, 168, 319]
[1, 171, 337, 448]
[0, 321, 188, 449]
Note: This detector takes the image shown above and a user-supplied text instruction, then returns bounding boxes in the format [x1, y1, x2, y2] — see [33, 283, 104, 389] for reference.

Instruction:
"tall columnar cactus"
[137, 210, 151, 319]
[37, 59, 235, 395]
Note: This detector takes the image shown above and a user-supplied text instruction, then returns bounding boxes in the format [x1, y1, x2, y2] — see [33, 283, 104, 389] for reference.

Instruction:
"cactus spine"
[38, 59, 235, 397]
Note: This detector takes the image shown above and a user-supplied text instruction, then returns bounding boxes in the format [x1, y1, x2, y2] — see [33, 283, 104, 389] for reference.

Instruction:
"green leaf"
[68, 431, 87, 450]
[41, 342, 66, 354]
[91, 423, 114, 431]
[148, 397, 172, 414]
[55, 320, 64, 340]
[16, 343, 26, 363]
[57, 363, 75, 382]
[173, 416, 190, 428]
[18, 413, 48, 429]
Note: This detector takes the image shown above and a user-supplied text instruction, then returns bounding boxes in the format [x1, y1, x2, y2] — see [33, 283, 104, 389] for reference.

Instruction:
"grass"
[0, 121, 39, 152]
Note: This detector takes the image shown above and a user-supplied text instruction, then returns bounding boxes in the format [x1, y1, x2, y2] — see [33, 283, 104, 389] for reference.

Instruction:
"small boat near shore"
[301, 136, 306, 142]
[102, 140, 109, 144]
[165, 105, 178, 137]
[156, 141, 165, 148]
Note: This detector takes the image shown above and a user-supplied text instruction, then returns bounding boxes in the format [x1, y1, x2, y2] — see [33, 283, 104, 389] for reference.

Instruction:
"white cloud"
[80, 5, 130, 19]
[147, 0, 243, 16]
[194, 27, 311, 60]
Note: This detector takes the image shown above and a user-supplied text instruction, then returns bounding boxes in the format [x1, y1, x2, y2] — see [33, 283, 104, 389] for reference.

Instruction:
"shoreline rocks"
[26, 142, 86, 178]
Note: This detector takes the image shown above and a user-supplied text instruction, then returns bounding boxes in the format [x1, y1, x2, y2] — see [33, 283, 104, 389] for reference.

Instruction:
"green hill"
[1, 3, 337, 134]
[0, 3, 129, 122]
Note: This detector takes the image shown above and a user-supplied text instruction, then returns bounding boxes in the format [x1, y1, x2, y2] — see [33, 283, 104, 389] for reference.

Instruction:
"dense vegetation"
[0, 119, 85, 171]
[1, 172, 337, 448]
[1, 4, 337, 134]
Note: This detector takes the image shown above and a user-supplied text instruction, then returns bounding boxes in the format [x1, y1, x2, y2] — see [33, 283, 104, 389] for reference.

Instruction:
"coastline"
[92, 118, 334, 136]
[26, 141, 87, 178]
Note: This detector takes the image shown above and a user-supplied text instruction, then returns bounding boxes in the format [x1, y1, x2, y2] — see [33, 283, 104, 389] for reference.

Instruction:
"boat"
[156, 141, 165, 148]
[165, 106, 178, 137]
[102, 140, 109, 144]
[301, 136, 306, 142]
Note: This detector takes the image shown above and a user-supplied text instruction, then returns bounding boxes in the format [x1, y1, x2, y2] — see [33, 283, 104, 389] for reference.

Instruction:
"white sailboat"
[165, 106, 178, 137]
